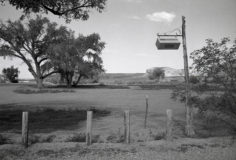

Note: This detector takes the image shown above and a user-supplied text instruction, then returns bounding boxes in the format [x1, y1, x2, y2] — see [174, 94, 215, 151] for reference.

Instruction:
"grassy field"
[0, 83, 235, 159]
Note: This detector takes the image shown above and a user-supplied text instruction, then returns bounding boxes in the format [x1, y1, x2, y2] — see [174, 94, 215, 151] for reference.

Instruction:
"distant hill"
[146, 67, 184, 77]
[100, 67, 185, 84]
[28, 67, 185, 85]
[100, 73, 147, 84]
[101, 73, 145, 79]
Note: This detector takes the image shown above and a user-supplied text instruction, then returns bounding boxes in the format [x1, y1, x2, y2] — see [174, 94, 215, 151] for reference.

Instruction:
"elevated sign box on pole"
[156, 36, 181, 50]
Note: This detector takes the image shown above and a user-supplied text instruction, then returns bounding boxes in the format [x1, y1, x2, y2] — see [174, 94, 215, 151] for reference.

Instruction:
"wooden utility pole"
[182, 16, 195, 136]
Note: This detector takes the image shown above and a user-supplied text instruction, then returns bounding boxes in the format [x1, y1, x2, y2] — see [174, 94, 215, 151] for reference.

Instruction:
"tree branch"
[41, 1, 93, 16]
[22, 44, 32, 55]
[42, 70, 58, 79]
[38, 57, 48, 65]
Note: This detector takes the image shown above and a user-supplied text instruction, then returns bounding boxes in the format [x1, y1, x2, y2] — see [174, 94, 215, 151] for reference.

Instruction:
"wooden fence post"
[144, 95, 149, 128]
[166, 109, 173, 141]
[22, 111, 29, 148]
[86, 111, 93, 145]
[124, 110, 130, 144]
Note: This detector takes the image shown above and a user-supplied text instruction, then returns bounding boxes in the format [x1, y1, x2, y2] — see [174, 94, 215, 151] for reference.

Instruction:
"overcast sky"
[0, 0, 236, 78]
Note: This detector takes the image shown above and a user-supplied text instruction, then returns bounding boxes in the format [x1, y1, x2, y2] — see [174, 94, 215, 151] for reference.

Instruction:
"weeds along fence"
[20, 95, 174, 148]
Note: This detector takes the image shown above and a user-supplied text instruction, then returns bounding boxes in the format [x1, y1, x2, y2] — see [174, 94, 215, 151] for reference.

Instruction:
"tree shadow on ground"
[0, 104, 110, 133]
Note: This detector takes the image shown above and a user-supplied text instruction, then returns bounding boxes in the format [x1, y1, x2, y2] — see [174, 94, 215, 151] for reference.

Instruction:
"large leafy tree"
[0, 0, 107, 22]
[172, 38, 236, 122]
[146, 67, 165, 81]
[190, 37, 236, 93]
[190, 37, 236, 115]
[0, 15, 70, 88]
[50, 33, 105, 87]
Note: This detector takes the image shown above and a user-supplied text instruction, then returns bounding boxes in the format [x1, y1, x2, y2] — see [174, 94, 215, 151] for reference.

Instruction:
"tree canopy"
[0, 0, 107, 22]
[190, 37, 236, 92]
[172, 37, 236, 118]
[49, 33, 105, 87]
[0, 15, 70, 88]
[0, 15, 106, 88]
[146, 67, 165, 81]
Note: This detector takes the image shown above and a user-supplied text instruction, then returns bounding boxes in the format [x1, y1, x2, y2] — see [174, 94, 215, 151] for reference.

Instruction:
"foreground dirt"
[0, 136, 236, 160]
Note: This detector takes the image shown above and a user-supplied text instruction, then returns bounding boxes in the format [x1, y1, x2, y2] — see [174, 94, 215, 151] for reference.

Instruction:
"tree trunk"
[66, 72, 73, 88]
[36, 78, 43, 89]
[67, 80, 72, 88]
[73, 74, 83, 87]
[59, 74, 65, 85]
[27, 67, 43, 89]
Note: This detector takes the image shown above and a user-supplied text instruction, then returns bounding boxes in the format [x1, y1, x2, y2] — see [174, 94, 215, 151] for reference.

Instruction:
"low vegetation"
[14, 86, 75, 94]
[0, 137, 235, 160]
[0, 134, 10, 145]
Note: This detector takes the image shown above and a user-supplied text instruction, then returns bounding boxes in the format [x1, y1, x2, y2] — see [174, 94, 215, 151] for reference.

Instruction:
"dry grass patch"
[14, 85, 75, 94]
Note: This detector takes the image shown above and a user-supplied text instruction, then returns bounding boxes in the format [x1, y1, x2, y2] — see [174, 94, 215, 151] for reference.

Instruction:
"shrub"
[2, 66, 19, 83]
[146, 68, 165, 81]
[0, 134, 9, 145]
[66, 133, 101, 143]
[189, 75, 199, 84]
[66, 133, 86, 142]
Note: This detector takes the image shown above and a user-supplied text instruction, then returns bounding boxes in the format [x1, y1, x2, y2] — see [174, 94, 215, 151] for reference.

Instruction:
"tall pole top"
[182, 16, 186, 32]
[182, 16, 186, 22]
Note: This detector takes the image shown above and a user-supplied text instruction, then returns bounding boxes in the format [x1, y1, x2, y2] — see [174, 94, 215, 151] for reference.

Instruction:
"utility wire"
[161, 25, 182, 35]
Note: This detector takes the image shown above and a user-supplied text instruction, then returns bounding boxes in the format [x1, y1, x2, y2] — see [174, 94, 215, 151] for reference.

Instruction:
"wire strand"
[162, 25, 182, 35]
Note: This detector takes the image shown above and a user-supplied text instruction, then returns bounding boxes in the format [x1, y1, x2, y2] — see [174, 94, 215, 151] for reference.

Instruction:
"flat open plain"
[0, 84, 235, 160]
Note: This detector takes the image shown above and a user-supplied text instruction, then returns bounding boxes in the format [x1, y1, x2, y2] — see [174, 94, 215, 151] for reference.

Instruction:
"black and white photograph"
[0, 0, 236, 159]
